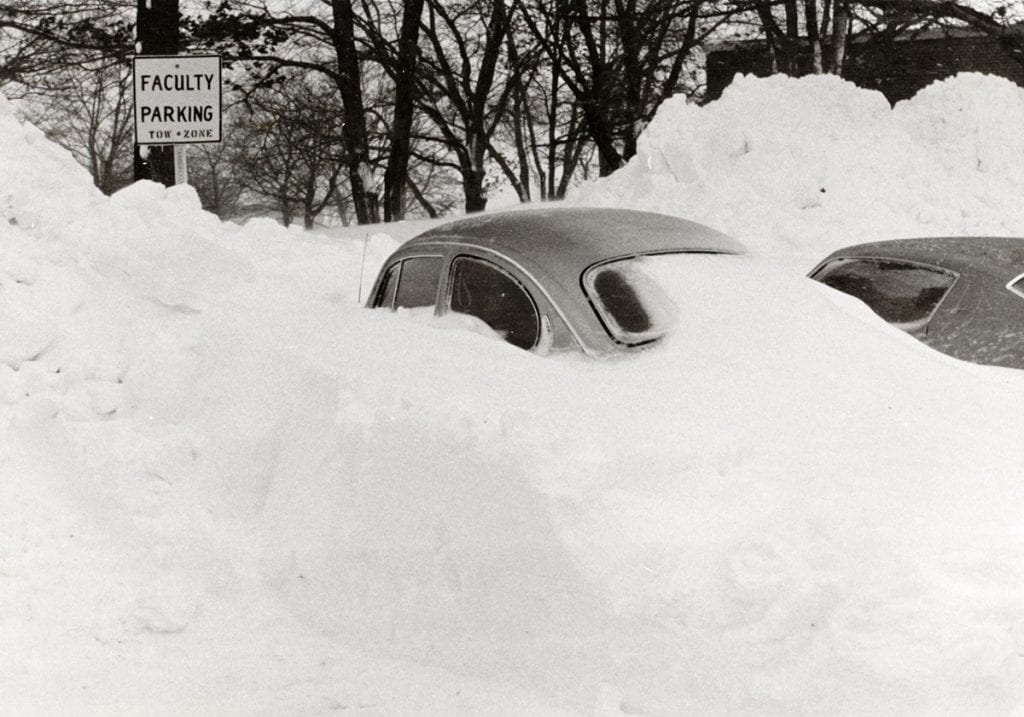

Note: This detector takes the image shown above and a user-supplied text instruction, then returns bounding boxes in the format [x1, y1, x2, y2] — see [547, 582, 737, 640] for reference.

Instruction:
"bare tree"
[495, 8, 590, 201]
[380, 0, 426, 221]
[178, 0, 1024, 223]
[188, 0, 383, 223]
[231, 74, 346, 228]
[188, 137, 246, 219]
[739, 0, 1024, 77]
[516, 0, 721, 175]
[405, 0, 518, 213]
[747, 0, 856, 73]
[191, 0, 518, 219]
[0, 1, 132, 91]
[24, 58, 134, 193]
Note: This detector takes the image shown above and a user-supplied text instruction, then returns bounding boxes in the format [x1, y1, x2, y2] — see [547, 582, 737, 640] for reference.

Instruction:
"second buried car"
[810, 237, 1024, 369]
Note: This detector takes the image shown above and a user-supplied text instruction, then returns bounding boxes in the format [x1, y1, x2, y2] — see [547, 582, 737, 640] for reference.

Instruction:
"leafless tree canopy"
[3, 0, 1022, 224]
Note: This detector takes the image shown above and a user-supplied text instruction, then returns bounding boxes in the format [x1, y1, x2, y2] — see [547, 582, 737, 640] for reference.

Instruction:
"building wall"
[706, 34, 1024, 104]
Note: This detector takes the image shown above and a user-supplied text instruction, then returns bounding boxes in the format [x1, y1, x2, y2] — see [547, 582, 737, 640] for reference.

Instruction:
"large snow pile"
[2, 75, 1024, 715]
[573, 72, 1024, 266]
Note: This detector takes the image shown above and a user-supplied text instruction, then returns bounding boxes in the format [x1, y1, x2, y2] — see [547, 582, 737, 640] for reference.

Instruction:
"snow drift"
[1, 75, 1024, 715]
[572, 72, 1024, 267]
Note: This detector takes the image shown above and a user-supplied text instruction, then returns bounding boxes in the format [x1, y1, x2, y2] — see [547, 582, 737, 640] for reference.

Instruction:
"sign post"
[173, 145, 189, 185]
[133, 54, 221, 186]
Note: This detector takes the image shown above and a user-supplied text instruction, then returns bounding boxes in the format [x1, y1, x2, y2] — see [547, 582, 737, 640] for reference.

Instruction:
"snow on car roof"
[403, 207, 745, 277]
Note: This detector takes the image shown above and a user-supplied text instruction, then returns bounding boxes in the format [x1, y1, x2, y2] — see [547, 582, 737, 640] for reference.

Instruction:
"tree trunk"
[806, 0, 823, 72]
[134, 0, 179, 186]
[507, 34, 531, 202]
[463, 134, 488, 213]
[512, 93, 532, 202]
[333, 187, 352, 227]
[783, 0, 800, 73]
[406, 176, 438, 218]
[383, 0, 426, 222]
[831, 1, 850, 74]
[303, 172, 316, 228]
[463, 173, 487, 213]
[331, 0, 375, 225]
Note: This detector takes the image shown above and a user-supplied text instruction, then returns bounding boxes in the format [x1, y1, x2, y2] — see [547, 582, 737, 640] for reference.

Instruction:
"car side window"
[448, 256, 540, 350]
[372, 263, 399, 308]
[374, 256, 443, 310]
[812, 258, 957, 328]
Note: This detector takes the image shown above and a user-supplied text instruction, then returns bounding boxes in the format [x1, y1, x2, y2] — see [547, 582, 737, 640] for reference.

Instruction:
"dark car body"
[366, 207, 744, 356]
[810, 237, 1024, 368]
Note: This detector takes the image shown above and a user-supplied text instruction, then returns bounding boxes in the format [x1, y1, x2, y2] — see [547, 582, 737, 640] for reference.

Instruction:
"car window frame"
[444, 253, 543, 351]
[371, 253, 444, 311]
[810, 255, 960, 332]
[1007, 271, 1024, 301]
[429, 243, 586, 353]
[581, 250, 723, 348]
[371, 262, 399, 309]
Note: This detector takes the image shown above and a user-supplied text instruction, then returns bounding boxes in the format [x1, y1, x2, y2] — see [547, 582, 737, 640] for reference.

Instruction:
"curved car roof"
[817, 236, 1024, 279]
[403, 207, 744, 282]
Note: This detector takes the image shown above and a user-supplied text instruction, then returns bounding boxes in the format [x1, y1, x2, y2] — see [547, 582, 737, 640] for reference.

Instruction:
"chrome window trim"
[581, 250, 730, 347]
[810, 254, 960, 282]
[371, 261, 400, 309]
[1007, 272, 1024, 301]
[440, 243, 592, 355]
[445, 254, 542, 351]
[811, 255, 961, 330]
[376, 253, 445, 311]
[581, 261, 666, 347]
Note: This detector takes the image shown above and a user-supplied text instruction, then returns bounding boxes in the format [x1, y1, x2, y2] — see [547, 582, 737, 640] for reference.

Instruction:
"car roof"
[816, 236, 1024, 278]
[403, 207, 744, 278]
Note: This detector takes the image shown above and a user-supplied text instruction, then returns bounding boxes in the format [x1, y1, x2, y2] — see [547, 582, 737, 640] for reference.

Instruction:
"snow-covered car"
[366, 207, 744, 355]
[809, 237, 1024, 368]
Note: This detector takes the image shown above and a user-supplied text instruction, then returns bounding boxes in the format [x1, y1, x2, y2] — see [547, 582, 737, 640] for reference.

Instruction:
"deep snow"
[574, 72, 1024, 270]
[1, 72, 1023, 715]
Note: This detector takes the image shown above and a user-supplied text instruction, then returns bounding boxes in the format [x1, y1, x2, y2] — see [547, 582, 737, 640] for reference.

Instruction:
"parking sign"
[133, 55, 222, 145]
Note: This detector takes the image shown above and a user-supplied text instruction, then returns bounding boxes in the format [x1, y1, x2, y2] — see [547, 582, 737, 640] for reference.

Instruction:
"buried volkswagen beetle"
[366, 207, 744, 355]
[809, 237, 1024, 369]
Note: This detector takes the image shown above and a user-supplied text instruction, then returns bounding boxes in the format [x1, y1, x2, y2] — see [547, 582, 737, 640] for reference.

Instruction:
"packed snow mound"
[894, 71, 1024, 176]
[572, 72, 1024, 264]
[0, 94, 102, 236]
[2, 77, 1024, 716]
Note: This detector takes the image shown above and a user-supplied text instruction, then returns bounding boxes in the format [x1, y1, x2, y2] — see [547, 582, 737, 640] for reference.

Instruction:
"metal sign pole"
[174, 145, 189, 185]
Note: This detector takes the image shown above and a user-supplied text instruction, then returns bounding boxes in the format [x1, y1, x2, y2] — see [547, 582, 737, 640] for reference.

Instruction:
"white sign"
[133, 55, 221, 145]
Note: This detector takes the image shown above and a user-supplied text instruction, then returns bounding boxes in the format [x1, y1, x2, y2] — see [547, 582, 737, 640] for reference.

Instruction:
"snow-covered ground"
[2, 72, 1023, 715]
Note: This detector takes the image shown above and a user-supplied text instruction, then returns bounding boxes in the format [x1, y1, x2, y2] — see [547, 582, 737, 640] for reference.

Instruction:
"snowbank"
[1, 76, 1023, 714]
[572, 72, 1024, 267]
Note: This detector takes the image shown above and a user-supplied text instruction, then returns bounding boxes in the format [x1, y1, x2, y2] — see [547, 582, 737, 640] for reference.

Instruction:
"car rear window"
[583, 257, 677, 345]
[812, 257, 957, 328]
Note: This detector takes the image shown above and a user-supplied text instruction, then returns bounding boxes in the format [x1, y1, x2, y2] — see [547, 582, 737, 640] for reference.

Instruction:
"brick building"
[706, 29, 1024, 104]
